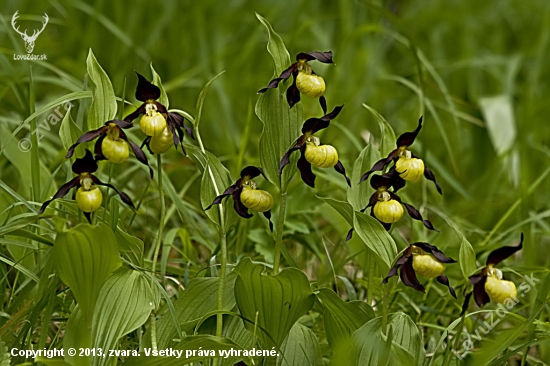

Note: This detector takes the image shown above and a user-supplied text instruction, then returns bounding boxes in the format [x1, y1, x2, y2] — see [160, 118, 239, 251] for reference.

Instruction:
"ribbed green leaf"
[347, 144, 380, 211]
[479, 95, 516, 156]
[447, 219, 477, 280]
[316, 288, 374, 350]
[150, 63, 169, 108]
[277, 322, 323, 366]
[86, 49, 117, 130]
[59, 105, 84, 156]
[363, 104, 396, 158]
[157, 274, 237, 348]
[316, 196, 354, 226]
[233, 258, 315, 348]
[53, 223, 122, 318]
[92, 266, 160, 366]
[353, 212, 397, 274]
[64, 305, 93, 366]
[255, 14, 302, 189]
[114, 227, 144, 267]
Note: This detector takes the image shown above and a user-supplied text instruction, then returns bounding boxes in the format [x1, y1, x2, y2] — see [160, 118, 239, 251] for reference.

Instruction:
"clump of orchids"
[206, 166, 274, 231]
[41, 71, 193, 220]
[383, 242, 456, 297]
[468, 233, 524, 307]
[259, 51, 333, 114]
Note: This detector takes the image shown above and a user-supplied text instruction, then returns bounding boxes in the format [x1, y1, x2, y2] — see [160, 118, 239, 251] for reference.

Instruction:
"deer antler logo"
[11, 11, 49, 54]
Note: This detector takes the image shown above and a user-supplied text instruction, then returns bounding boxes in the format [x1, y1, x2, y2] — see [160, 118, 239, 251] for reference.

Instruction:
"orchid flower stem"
[150, 154, 166, 351]
[272, 187, 288, 274]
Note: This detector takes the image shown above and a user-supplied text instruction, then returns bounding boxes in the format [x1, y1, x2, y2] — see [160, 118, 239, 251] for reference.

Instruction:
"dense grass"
[1, 0, 549, 365]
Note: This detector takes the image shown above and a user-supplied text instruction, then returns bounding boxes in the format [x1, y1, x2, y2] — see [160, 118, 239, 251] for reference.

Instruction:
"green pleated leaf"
[157, 274, 237, 348]
[59, 105, 85, 157]
[195, 71, 225, 130]
[64, 305, 93, 366]
[445, 218, 476, 280]
[353, 212, 397, 274]
[150, 62, 169, 108]
[347, 144, 381, 211]
[362, 104, 396, 158]
[255, 14, 302, 189]
[351, 313, 424, 366]
[479, 95, 516, 156]
[277, 322, 323, 366]
[87, 49, 117, 130]
[125, 335, 252, 366]
[316, 288, 374, 350]
[53, 223, 122, 318]
[233, 258, 315, 348]
[316, 196, 354, 226]
[92, 266, 160, 366]
[114, 227, 144, 267]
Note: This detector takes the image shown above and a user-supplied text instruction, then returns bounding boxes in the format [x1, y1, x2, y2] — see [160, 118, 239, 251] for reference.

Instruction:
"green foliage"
[86, 49, 117, 130]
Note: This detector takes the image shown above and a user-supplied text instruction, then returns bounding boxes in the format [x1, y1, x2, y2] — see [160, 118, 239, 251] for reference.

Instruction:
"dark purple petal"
[345, 228, 354, 242]
[286, 74, 301, 109]
[205, 185, 241, 211]
[296, 51, 333, 64]
[232, 190, 253, 219]
[436, 275, 457, 298]
[369, 173, 396, 190]
[400, 256, 425, 293]
[258, 64, 297, 94]
[360, 193, 379, 213]
[127, 141, 154, 178]
[297, 148, 315, 187]
[469, 272, 486, 285]
[262, 210, 274, 232]
[301, 105, 344, 134]
[72, 149, 98, 174]
[382, 253, 409, 284]
[423, 165, 442, 195]
[319, 95, 327, 114]
[94, 135, 106, 161]
[135, 71, 160, 101]
[91, 175, 135, 209]
[279, 144, 302, 174]
[123, 103, 146, 123]
[111, 119, 133, 129]
[39, 176, 81, 213]
[240, 166, 262, 179]
[396, 116, 423, 148]
[83, 212, 92, 223]
[413, 242, 456, 263]
[402, 202, 439, 232]
[486, 233, 524, 265]
[334, 161, 351, 187]
[66, 126, 108, 158]
[359, 152, 398, 184]
[473, 277, 490, 307]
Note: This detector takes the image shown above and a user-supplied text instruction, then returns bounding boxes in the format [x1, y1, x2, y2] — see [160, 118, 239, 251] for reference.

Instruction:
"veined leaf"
[348, 144, 381, 211]
[255, 14, 302, 189]
[195, 71, 225, 130]
[278, 323, 323, 366]
[233, 258, 315, 348]
[92, 266, 160, 366]
[87, 49, 117, 130]
[59, 105, 85, 157]
[53, 223, 122, 318]
[353, 211, 397, 274]
[150, 62, 169, 108]
[446, 219, 477, 280]
[479, 95, 516, 156]
[64, 305, 93, 366]
[362, 104, 396, 158]
[316, 196, 354, 226]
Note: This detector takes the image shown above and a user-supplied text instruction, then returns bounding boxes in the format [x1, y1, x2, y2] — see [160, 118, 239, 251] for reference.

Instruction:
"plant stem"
[272, 188, 288, 274]
[216, 232, 227, 337]
[150, 154, 166, 351]
[443, 311, 467, 365]
[29, 65, 40, 202]
[381, 285, 389, 335]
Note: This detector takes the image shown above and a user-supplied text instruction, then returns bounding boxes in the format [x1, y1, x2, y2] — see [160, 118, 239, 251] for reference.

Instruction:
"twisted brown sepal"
[396, 116, 423, 148]
[38, 176, 81, 214]
[471, 274, 490, 307]
[66, 126, 108, 158]
[400, 256, 425, 293]
[461, 291, 473, 316]
[334, 161, 351, 187]
[72, 149, 98, 174]
[486, 232, 524, 266]
[258, 64, 297, 94]
[399, 199, 438, 232]
[382, 250, 410, 284]
[90, 175, 135, 210]
[262, 211, 274, 232]
[358, 153, 398, 184]
[436, 274, 457, 298]
[413, 242, 456, 263]
[295, 51, 334, 63]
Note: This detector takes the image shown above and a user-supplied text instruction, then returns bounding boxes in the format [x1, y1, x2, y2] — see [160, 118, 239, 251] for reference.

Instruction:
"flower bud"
[296, 72, 326, 98]
[373, 199, 404, 223]
[76, 186, 103, 213]
[101, 137, 130, 163]
[240, 186, 273, 212]
[412, 254, 446, 278]
[485, 275, 517, 304]
[395, 154, 424, 182]
[150, 127, 174, 154]
[305, 142, 338, 168]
